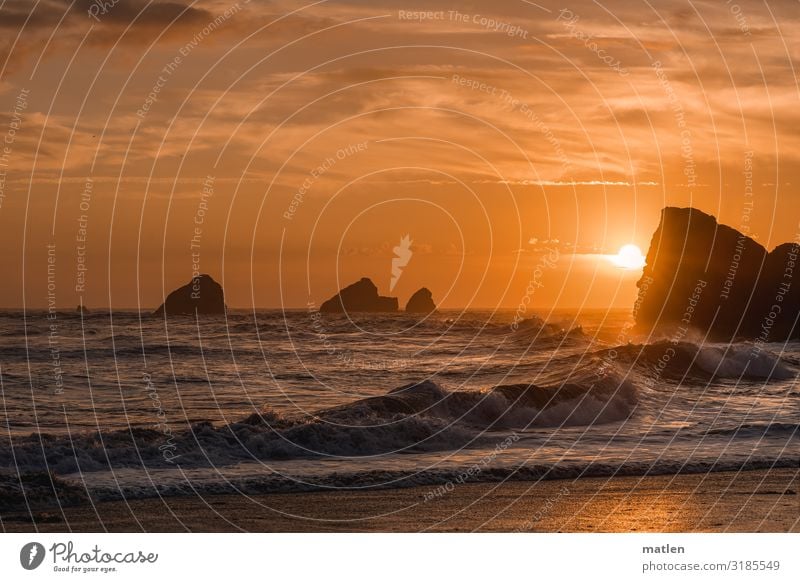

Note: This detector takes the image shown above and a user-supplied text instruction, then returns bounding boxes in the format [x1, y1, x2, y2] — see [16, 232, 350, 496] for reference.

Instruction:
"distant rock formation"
[405, 287, 436, 314]
[76, 305, 90, 315]
[320, 278, 398, 313]
[635, 207, 800, 341]
[154, 274, 226, 316]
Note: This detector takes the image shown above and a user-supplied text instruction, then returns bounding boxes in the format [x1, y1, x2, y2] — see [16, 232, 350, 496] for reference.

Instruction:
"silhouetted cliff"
[635, 207, 800, 341]
[320, 278, 398, 313]
[154, 274, 226, 316]
[405, 287, 437, 314]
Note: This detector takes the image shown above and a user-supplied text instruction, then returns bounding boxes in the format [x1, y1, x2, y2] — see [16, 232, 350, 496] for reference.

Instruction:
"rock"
[635, 207, 800, 340]
[154, 274, 226, 316]
[76, 305, 90, 315]
[405, 287, 437, 314]
[319, 277, 398, 313]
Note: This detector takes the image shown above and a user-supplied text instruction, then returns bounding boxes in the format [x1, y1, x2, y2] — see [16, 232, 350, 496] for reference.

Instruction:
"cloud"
[0, 0, 248, 73]
[0, 0, 215, 31]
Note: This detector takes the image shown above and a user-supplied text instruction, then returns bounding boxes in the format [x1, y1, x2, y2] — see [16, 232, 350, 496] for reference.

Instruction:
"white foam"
[695, 345, 796, 380]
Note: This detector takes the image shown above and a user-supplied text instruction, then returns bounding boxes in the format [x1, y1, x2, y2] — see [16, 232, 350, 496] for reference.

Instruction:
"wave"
[9, 355, 794, 476]
[0, 471, 89, 512]
[702, 422, 800, 438]
[507, 317, 587, 345]
[1, 375, 637, 472]
[61, 457, 800, 502]
[593, 341, 796, 382]
[321, 374, 634, 426]
[694, 345, 796, 379]
[0, 343, 239, 361]
[5, 456, 797, 508]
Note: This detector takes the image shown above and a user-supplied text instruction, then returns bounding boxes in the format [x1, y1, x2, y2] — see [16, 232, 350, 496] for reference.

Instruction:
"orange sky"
[0, 0, 798, 309]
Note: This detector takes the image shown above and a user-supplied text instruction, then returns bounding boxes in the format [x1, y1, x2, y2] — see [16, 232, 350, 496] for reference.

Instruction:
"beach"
[3, 468, 797, 533]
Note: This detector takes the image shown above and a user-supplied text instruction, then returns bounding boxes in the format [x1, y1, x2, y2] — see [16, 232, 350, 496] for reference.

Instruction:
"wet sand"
[2, 468, 797, 532]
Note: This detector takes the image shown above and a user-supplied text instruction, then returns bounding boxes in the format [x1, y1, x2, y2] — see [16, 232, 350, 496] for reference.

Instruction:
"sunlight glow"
[609, 244, 646, 270]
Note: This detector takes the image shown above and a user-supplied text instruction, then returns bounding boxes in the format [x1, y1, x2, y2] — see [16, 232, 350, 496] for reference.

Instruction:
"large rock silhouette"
[635, 207, 800, 340]
[155, 274, 226, 316]
[320, 278, 398, 313]
[405, 287, 437, 314]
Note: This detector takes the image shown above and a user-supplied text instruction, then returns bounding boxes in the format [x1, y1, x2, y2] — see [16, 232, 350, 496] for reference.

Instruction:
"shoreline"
[3, 468, 797, 532]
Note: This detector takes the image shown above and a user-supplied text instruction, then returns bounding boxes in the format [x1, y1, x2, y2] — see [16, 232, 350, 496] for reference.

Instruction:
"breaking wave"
[593, 341, 796, 382]
[2, 375, 637, 473]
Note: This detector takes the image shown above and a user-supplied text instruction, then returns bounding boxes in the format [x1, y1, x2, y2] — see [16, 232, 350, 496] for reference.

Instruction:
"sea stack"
[320, 277, 398, 313]
[154, 274, 226, 316]
[405, 287, 437, 314]
[635, 207, 800, 340]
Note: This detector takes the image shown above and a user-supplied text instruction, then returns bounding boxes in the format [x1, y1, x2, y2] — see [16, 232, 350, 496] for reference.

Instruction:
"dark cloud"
[0, 0, 66, 29]
[0, 0, 215, 30]
[0, 0, 241, 74]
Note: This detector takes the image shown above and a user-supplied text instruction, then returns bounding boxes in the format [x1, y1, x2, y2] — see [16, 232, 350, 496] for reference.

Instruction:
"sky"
[0, 0, 798, 310]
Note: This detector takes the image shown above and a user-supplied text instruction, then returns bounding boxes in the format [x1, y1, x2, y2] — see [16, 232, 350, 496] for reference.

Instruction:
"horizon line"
[0, 305, 635, 312]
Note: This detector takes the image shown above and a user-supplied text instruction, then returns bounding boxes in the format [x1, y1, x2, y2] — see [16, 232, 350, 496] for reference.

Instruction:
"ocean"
[1, 308, 798, 501]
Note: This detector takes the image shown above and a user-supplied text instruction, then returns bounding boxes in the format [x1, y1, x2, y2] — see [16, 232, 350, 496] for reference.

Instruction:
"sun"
[610, 244, 646, 270]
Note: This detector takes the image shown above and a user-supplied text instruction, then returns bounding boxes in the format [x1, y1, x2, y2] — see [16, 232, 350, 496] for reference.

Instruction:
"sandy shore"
[2, 468, 797, 532]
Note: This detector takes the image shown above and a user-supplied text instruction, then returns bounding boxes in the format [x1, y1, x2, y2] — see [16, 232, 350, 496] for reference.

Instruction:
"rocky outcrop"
[320, 277, 398, 313]
[154, 274, 226, 316]
[405, 287, 436, 314]
[635, 207, 800, 340]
